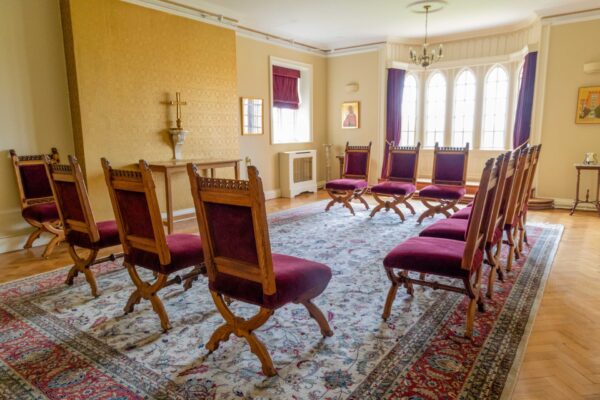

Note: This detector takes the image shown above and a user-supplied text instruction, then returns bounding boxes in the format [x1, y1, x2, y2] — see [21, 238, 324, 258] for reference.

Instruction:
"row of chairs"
[23, 154, 333, 377]
[382, 144, 541, 338]
[325, 142, 471, 223]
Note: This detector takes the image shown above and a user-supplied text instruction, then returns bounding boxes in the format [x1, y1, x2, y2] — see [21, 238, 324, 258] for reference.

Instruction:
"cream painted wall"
[236, 35, 328, 194]
[536, 19, 600, 203]
[0, 0, 74, 244]
[327, 50, 384, 183]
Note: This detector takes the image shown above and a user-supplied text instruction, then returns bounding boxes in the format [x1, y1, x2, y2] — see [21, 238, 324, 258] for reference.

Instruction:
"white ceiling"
[172, 0, 600, 49]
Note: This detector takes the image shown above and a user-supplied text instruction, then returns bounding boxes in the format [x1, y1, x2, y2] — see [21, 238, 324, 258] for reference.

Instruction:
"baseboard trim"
[553, 197, 597, 211]
[0, 231, 51, 254]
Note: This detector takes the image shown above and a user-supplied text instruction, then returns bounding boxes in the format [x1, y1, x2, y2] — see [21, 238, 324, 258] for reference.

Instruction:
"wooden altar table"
[149, 158, 241, 233]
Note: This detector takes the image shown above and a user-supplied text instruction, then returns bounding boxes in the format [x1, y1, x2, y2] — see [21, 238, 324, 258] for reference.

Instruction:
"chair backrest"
[342, 142, 371, 180]
[504, 147, 531, 228]
[386, 142, 421, 183]
[519, 144, 542, 215]
[102, 158, 170, 265]
[9, 148, 60, 209]
[483, 151, 512, 243]
[462, 157, 496, 271]
[431, 143, 469, 186]
[47, 155, 100, 243]
[188, 165, 276, 298]
[495, 149, 521, 234]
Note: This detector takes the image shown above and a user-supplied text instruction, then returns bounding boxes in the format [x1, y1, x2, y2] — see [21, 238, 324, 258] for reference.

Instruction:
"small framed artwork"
[575, 86, 600, 124]
[241, 97, 264, 135]
[341, 101, 360, 129]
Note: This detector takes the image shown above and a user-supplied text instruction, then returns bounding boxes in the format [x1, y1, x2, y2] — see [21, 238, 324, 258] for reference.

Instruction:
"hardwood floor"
[1, 191, 598, 399]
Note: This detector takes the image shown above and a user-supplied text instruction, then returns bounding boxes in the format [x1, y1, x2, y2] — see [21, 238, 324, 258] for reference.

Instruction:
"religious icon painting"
[576, 86, 600, 124]
[341, 101, 360, 129]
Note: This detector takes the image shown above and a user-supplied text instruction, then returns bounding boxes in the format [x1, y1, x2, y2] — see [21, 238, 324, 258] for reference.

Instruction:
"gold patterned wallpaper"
[62, 0, 239, 219]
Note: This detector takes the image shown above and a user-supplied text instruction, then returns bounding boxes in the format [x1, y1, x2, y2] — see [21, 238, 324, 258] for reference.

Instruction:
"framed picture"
[575, 86, 600, 124]
[341, 101, 360, 129]
[241, 97, 264, 135]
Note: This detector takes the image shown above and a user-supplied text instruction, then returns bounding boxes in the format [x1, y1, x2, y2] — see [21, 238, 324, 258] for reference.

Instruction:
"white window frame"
[424, 71, 447, 148]
[269, 56, 313, 145]
[451, 68, 477, 148]
[481, 64, 510, 150]
[400, 73, 419, 147]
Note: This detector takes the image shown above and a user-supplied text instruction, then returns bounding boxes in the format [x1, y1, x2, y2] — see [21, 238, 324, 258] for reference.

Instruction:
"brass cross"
[165, 92, 187, 129]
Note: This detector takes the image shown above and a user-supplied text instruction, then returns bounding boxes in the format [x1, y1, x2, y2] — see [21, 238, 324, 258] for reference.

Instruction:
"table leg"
[234, 161, 240, 180]
[165, 171, 174, 234]
[210, 168, 215, 178]
[570, 169, 581, 216]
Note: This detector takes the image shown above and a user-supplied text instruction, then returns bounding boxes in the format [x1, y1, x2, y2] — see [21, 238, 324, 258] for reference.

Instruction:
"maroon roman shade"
[273, 66, 300, 109]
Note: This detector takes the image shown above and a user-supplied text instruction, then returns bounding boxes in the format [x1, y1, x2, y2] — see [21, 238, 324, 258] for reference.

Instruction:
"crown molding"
[541, 7, 600, 26]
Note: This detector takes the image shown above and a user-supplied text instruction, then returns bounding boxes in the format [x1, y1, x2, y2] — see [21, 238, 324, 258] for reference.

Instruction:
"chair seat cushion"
[22, 203, 59, 223]
[371, 181, 416, 196]
[210, 254, 332, 309]
[419, 185, 466, 200]
[126, 233, 204, 274]
[450, 206, 472, 220]
[383, 236, 483, 279]
[419, 218, 468, 241]
[325, 179, 368, 191]
[420, 219, 503, 246]
[67, 220, 121, 249]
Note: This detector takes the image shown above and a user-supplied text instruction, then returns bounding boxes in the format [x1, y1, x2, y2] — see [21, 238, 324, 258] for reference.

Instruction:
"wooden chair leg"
[354, 189, 370, 210]
[494, 242, 505, 282]
[183, 264, 206, 291]
[417, 199, 437, 224]
[389, 202, 406, 222]
[340, 191, 356, 215]
[23, 226, 43, 249]
[124, 262, 171, 332]
[485, 246, 497, 299]
[403, 197, 416, 215]
[382, 269, 402, 321]
[300, 300, 333, 337]
[465, 297, 477, 339]
[66, 245, 100, 297]
[40, 221, 65, 258]
[324, 189, 340, 212]
[207, 291, 277, 376]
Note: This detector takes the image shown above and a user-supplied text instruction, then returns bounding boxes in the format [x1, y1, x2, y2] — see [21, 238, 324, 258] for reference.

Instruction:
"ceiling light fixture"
[409, 4, 443, 68]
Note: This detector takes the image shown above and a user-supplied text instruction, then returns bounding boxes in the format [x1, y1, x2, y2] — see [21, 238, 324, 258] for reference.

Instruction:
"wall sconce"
[345, 82, 359, 93]
[584, 62, 600, 74]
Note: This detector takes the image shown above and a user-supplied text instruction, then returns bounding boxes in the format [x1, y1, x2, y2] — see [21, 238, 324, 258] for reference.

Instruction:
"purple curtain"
[381, 68, 406, 178]
[513, 52, 538, 148]
[273, 66, 300, 109]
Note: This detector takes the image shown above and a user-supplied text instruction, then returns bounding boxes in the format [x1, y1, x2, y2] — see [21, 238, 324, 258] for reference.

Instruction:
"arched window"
[481, 65, 509, 149]
[452, 69, 476, 147]
[400, 74, 418, 146]
[425, 72, 446, 147]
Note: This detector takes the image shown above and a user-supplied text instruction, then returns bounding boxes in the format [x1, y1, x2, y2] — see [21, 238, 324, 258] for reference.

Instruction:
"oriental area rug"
[0, 202, 562, 400]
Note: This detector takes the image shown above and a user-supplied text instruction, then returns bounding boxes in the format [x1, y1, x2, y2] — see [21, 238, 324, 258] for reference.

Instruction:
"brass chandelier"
[409, 4, 443, 68]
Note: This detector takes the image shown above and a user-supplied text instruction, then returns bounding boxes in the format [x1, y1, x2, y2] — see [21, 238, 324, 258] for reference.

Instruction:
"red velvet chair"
[370, 143, 421, 221]
[382, 157, 497, 339]
[102, 158, 205, 331]
[188, 165, 333, 377]
[325, 142, 371, 215]
[47, 155, 122, 297]
[417, 143, 469, 223]
[418, 151, 513, 298]
[9, 148, 64, 257]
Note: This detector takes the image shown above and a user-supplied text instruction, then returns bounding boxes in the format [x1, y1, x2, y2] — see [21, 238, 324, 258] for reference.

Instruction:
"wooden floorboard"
[1, 191, 599, 399]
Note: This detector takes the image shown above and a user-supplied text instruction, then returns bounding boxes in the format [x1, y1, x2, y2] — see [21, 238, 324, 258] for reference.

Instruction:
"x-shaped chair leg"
[124, 262, 171, 332]
[370, 193, 415, 221]
[417, 199, 460, 224]
[65, 246, 100, 297]
[325, 189, 369, 215]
